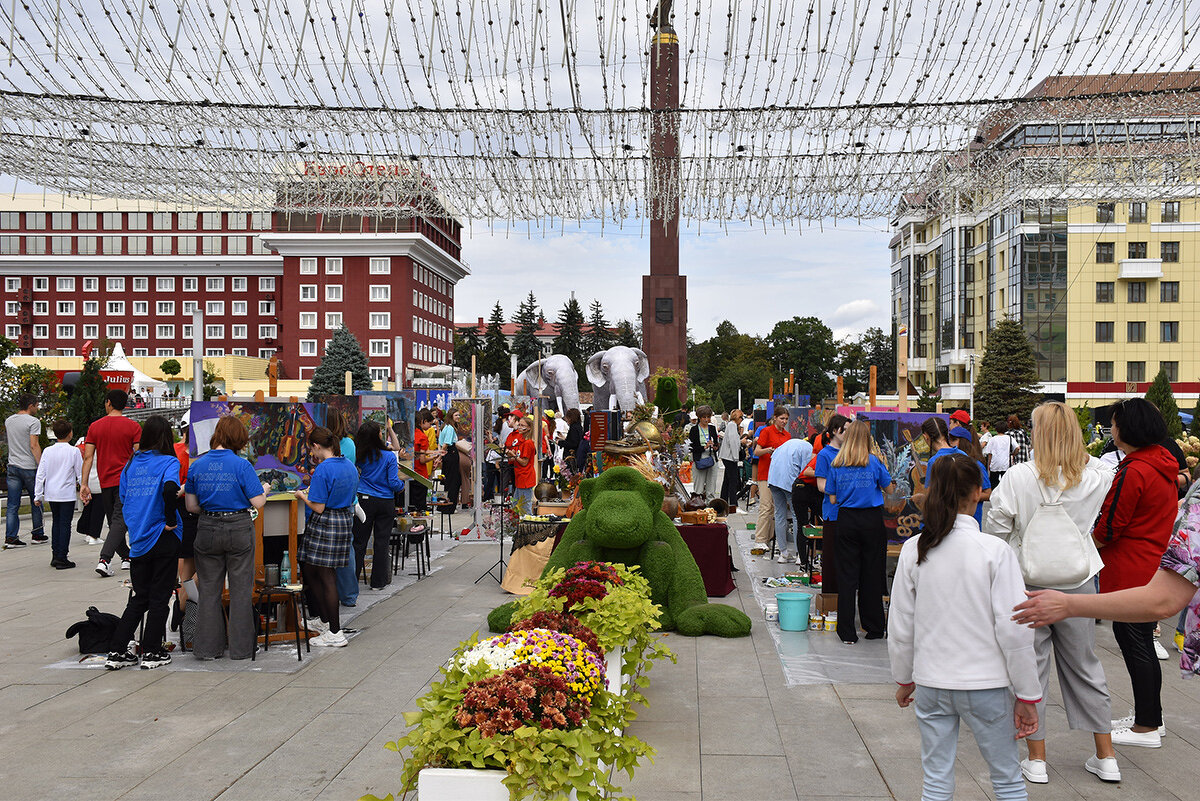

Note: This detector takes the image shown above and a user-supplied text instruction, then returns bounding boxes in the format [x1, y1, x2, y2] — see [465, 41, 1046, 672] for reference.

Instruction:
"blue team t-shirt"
[814, 445, 840, 521]
[358, 450, 406, 498]
[340, 436, 356, 464]
[185, 448, 263, 512]
[826, 454, 892, 509]
[925, 446, 991, 524]
[119, 451, 183, 557]
[308, 456, 359, 510]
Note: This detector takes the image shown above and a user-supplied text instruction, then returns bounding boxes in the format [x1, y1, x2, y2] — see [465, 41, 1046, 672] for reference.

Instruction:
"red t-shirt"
[86, 415, 144, 489]
[756, 425, 791, 482]
[174, 441, 190, 484]
[513, 438, 537, 489]
[414, 427, 430, 479]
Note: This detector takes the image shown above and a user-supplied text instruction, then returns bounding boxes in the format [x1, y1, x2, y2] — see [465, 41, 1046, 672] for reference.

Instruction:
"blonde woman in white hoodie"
[985, 401, 1118, 785]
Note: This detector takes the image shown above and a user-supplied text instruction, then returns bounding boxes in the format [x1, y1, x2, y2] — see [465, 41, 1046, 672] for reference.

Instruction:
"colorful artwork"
[187, 400, 326, 494]
[359, 390, 417, 470]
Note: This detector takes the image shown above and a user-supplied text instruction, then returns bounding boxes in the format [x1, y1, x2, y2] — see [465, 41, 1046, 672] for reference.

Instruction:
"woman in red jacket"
[1092, 398, 1178, 749]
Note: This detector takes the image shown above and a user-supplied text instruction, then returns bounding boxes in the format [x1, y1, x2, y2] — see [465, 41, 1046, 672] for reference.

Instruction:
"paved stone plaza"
[0, 509, 1196, 800]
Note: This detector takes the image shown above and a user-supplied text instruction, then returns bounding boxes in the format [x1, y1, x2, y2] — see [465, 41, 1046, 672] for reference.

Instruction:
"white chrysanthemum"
[457, 637, 523, 672]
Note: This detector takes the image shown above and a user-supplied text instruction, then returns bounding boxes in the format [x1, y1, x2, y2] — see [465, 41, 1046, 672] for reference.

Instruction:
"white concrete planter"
[604, 645, 625, 696]
[417, 767, 583, 800]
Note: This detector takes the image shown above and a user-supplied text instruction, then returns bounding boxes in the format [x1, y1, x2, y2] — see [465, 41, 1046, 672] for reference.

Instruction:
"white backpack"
[1016, 481, 1104, 589]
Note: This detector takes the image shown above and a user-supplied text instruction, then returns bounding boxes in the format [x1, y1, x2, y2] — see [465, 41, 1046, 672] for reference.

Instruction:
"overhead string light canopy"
[3, 0, 1200, 224]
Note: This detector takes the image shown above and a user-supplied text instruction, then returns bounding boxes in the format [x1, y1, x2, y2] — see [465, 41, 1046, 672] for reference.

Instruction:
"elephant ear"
[586, 351, 607, 387]
[633, 348, 651, 383]
[517, 359, 545, 394]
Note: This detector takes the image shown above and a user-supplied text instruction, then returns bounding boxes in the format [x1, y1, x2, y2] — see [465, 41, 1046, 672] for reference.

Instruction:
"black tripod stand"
[475, 495, 508, 585]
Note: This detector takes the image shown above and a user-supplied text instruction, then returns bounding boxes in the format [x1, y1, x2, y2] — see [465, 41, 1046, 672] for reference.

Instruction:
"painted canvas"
[187, 400, 326, 495]
[358, 390, 416, 469]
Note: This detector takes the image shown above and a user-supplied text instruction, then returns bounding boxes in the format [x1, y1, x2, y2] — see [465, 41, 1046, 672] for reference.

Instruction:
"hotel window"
[83, 277, 98, 292]
[26, 213, 45, 229]
[1128, 202, 1147, 223]
[76, 212, 96, 230]
[206, 277, 224, 292]
[178, 213, 197, 230]
[153, 236, 172, 254]
[1162, 201, 1181, 223]
[251, 238, 271, 254]
[128, 236, 147, 255]
[51, 212, 71, 230]
[1127, 241, 1147, 259]
[0, 212, 16, 228]
[83, 301, 98, 315]
[56, 277, 75, 292]
[299, 312, 317, 328]
[299, 258, 317, 274]
[157, 301, 174, 315]
[325, 285, 343, 302]
[153, 212, 172, 230]
[370, 339, 390, 356]
[0, 237, 17, 254]
[183, 277, 198, 291]
[181, 348, 193, 356]
[370, 367, 389, 381]
[133, 324, 148, 339]
[232, 301, 247, 316]
[57, 324, 75, 338]
[1095, 361, 1114, 382]
[4, 277, 18, 291]
[201, 237, 221, 255]
[1161, 241, 1180, 262]
[1161, 281, 1180, 302]
[1160, 361, 1179, 382]
[325, 313, 343, 329]
[132, 277, 148, 292]
[78, 236, 98, 254]
[201, 212, 221, 229]
[156, 348, 174, 356]
[183, 301, 198, 314]
[32, 349, 48, 356]
[250, 212, 271, 229]
[4, 302, 16, 315]
[31, 300, 48, 314]
[57, 300, 75, 315]
[26, 238, 45, 255]
[258, 301, 273, 315]
[232, 324, 247, 338]
[1127, 361, 1146, 382]
[369, 257, 390, 274]
[103, 212, 122, 229]
[178, 236, 197, 254]
[4, 324, 18, 338]
[132, 301, 148, 315]
[128, 212, 147, 229]
[156, 325, 174, 338]
[227, 213, 247, 229]
[258, 348, 275, 358]
[325, 257, 343, 274]
[232, 348, 247, 356]
[101, 236, 121, 254]
[1096, 203, 1115, 223]
[205, 325, 224, 338]
[370, 312, 390, 329]
[205, 348, 224, 357]
[83, 324, 98, 338]
[259, 276, 275, 291]
[1127, 321, 1146, 343]
[33, 324, 48, 338]
[1128, 281, 1147, 303]
[206, 301, 224, 315]
[50, 236, 71, 255]
[259, 324, 277, 338]
[107, 324, 125, 338]
[1161, 321, 1179, 342]
[226, 237, 246, 255]
[157, 277, 175, 292]
[300, 285, 317, 301]
[132, 349, 148, 356]
[299, 340, 317, 356]
[370, 285, 390, 301]
[107, 301, 125, 315]
[231, 277, 247, 292]
[107, 277, 125, 291]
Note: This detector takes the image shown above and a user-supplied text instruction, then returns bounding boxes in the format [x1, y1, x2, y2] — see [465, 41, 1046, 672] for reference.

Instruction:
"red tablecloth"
[550, 522, 736, 598]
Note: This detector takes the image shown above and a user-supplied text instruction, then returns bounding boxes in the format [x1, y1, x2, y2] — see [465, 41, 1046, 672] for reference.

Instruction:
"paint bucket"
[763, 604, 779, 622]
[810, 614, 824, 630]
[824, 611, 838, 632]
[776, 592, 813, 632]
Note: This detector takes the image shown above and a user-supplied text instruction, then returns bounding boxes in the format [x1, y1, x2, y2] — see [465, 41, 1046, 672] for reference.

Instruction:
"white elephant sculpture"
[586, 346, 650, 412]
[514, 354, 581, 413]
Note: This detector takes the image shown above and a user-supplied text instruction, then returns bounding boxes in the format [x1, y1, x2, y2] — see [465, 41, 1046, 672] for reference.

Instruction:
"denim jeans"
[513, 487, 534, 515]
[769, 485, 796, 555]
[5, 466, 43, 541]
[335, 548, 359, 606]
[47, 500, 75, 561]
[915, 685, 1026, 801]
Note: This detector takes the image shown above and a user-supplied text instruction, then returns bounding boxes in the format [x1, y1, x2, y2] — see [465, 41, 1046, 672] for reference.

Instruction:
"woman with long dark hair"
[105, 416, 184, 670]
[295, 427, 359, 647]
[353, 420, 406, 589]
[438, 407, 464, 509]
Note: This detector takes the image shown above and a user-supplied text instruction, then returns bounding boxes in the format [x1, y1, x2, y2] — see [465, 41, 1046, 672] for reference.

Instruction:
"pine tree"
[480, 301, 511, 378]
[1191, 398, 1200, 438]
[1145, 368, 1184, 439]
[454, 326, 483, 371]
[614, 319, 640, 349]
[551, 295, 587, 371]
[511, 292, 543, 370]
[583, 299, 614, 357]
[306, 325, 373, 400]
[67, 358, 110, 437]
[972, 317, 1040, 426]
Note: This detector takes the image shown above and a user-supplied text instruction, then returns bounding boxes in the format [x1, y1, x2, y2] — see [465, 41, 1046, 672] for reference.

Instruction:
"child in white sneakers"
[34, 418, 83, 569]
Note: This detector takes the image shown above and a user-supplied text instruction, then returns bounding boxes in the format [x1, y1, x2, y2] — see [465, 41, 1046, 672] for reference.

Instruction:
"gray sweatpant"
[193, 513, 257, 660]
[1029, 580, 1111, 739]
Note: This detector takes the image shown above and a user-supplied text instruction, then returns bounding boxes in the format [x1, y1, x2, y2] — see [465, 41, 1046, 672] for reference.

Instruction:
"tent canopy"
[106, 343, 168, 391]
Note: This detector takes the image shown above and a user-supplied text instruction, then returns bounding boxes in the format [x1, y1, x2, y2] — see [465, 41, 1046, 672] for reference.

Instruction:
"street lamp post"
[968, 354, 976, 420]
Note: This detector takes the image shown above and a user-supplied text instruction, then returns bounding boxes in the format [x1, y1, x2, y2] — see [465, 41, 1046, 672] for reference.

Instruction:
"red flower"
[455, 663, 591, 737]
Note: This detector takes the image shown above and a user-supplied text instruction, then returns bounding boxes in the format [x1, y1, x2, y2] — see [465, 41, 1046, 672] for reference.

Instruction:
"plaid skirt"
[298, 507, 353, 568]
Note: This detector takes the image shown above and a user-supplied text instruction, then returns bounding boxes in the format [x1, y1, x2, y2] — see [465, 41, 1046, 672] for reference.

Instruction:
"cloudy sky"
[455, 218, 893, 341]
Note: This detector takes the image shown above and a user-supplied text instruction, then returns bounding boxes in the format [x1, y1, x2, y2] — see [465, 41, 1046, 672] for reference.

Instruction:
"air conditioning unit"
[18, 310, 31, 324]
[18, 289, 32, 302]
[18, 335, 32, 347]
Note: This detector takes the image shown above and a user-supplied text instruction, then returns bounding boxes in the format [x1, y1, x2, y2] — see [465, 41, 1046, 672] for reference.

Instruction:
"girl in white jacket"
[890, 452, 1040, 801]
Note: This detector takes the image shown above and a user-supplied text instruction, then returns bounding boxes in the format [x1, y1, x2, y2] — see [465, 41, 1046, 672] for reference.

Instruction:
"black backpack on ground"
[65, 606, 121, 654]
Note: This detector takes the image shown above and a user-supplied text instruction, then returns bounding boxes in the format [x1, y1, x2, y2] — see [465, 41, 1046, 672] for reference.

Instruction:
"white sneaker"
[84, 536, 100, 545]
[794, 556, 805, 566]
[1154, 639, 1169, 660]
[1112, 712, 1165, 736]
[1110, 726, 1162, 748]
[311, 630, 348, 647]
[95, 559, 114, 577]
[1084, 755, 1121, 782]
[120, 558, 131, 570]
[776, 552, 794, 564]
[1020, 758, 1048, 784]
[306, 618, 329, 636]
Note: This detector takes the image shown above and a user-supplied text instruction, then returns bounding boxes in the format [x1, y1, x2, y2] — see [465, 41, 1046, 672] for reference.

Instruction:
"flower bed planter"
[418, 767, 510, 801]
[605, 645, 625, 697]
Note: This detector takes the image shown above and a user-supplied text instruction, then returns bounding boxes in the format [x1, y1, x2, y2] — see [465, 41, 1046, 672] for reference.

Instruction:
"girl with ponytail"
[889, 452, 1040, 801]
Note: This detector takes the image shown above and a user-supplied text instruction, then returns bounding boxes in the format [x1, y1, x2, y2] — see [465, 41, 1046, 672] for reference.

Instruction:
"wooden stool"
[253, 584, 310, 662]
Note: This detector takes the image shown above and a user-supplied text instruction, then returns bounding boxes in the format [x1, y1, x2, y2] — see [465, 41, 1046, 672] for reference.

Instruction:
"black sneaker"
[140, 651, 172, 670]
[51, 558, 76, 569]
[31, 534, 48, 544]
[3, 539, 27, 549]
[105, 650, 139, 670]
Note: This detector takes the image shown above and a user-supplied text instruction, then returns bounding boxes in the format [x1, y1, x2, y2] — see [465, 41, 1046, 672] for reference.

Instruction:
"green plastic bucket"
[776, 592, 813, 632]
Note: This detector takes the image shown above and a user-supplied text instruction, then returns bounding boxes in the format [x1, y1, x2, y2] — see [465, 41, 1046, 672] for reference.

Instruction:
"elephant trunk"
[559, 383, 581, 414]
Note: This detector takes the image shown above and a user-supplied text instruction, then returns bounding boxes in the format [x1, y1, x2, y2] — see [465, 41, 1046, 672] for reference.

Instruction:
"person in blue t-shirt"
[826, 420, 896, 645]
[184, 416, 269, 661]
[354, 420, 406, 590]
[810, 414, 851, 596]
[106, 416, 183, 671]
[327, 410, 359, 609]
[922, 417, 992, 525]
[295, 427, 359, 647]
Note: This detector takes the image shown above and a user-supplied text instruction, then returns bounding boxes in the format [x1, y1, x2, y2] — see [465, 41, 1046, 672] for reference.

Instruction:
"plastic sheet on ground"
[734, 525, 893, 686]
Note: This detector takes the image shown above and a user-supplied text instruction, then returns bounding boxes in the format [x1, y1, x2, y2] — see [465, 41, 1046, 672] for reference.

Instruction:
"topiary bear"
[653, 376, 683, 418]
[488, 466, 752, 637]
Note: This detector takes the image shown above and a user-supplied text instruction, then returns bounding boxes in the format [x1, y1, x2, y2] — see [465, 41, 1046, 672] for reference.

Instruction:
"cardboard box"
[816, 593, 838, 614]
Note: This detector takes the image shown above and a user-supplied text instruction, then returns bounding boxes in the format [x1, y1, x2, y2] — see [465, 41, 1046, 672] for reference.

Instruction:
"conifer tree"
[66, 358, 110, 438]
[1145, 368, 1184, 439]
[551, 295, 587, 370]
[972, 317, 1040, 426]
[583, 299, 614, 357]
[306, 325, 373, 400]
[614, 319, 640, 349]
[454, 326, 483, 371]
[511, 292, 543, 370]
[480, 301, 511, 378]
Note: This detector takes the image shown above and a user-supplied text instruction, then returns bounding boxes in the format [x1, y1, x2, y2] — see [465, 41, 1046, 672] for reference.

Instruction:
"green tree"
[765, 316, 836, 401]
[1191, 398, 1200, 438]
[511, 292, 543, 370]
[453, 326, 483, 371]
[583, 299, 614, 358]
[708, 358, 774, 412]
[1145, 368, 1184, 439]
[972, 317, 1040, 426]
[836, 337, 870, 397]
[551, 296, 587, 374]
[861, 326, 897, 394]
[306, 325, 373, 401]
[66, 358, 109, 440]
[202, 361, 224, 401]
[915, 381, 940, 412]
[159, 358, 182, 378]
[479, 302, 511, 378]
[614, 319, 640, 349]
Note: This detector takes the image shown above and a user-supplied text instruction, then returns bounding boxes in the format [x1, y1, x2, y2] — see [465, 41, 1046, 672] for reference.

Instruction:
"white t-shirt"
[984, 433, 1012, 473]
